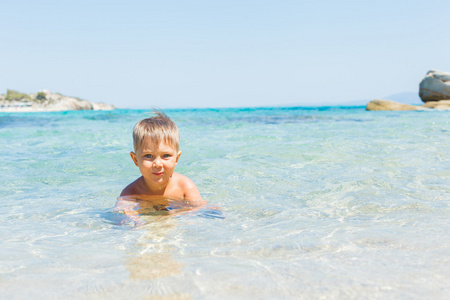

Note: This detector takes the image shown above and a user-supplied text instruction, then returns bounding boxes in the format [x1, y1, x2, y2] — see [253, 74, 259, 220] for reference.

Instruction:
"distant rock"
[367, 70, 450, 111]
[422, 100, 450, 110]
[366, 99, 422, 111]
[0, 89, 115, 112]
[419, 70, 450, 102]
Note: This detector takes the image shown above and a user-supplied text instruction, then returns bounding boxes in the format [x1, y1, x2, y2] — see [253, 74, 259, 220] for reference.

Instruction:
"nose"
[153, 157, 163, 168]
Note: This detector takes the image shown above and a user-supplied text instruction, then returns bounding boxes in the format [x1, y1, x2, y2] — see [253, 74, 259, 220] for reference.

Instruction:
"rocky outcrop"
[422, 100, 450, 110]
[38, 93, 115, 111]
[0, 90, 115, 112]
[366, 99, 422, 111]
[366, 99, 450, 111]
[367, 70, 450, 111]
[419, 70, 450, 102]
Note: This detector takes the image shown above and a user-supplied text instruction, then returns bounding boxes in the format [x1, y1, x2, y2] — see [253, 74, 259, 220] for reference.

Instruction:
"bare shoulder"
[172, 172, 197, 189]
[120, 177, 143, 196]
[172, 172, 202, 201]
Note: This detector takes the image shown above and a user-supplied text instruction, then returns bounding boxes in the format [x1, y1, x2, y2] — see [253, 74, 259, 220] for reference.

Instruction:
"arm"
[180, 176, 205, 207]
[115, 196, 146, 227]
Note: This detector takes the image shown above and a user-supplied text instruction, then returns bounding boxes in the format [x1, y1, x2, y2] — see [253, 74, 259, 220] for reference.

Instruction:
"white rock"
[419, 70, 450, 102]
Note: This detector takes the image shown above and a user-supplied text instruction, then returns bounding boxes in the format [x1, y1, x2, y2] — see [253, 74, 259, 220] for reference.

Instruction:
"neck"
[141, 177, 169, 195]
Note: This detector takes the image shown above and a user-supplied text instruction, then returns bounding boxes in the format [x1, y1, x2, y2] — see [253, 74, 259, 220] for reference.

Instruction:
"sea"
[0, 106, 449, 299]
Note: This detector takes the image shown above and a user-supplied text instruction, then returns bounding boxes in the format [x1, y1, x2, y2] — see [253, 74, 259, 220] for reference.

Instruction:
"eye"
[163, 154, 172, 158]
[144, 154, 153, 159]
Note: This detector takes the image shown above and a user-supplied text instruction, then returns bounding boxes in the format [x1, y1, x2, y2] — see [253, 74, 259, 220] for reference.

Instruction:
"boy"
[120, 110, 203, 204]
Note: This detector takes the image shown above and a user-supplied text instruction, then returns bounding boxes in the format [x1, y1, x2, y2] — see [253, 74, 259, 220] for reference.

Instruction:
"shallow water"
[1, 107, 449, 299]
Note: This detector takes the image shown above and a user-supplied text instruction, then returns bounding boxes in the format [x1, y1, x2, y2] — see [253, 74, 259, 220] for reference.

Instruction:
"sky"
[1, 0, 450, 109]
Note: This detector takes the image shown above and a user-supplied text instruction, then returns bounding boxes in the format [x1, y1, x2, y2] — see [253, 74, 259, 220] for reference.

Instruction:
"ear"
[175, 151, 182, 165]
[130, 151, 139, 167]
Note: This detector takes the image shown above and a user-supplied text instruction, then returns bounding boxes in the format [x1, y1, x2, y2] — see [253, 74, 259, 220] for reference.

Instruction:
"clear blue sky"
[1, 0, 450, 108]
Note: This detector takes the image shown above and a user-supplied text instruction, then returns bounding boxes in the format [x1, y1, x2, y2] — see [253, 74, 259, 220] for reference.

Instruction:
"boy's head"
[132, 110, 180, 152]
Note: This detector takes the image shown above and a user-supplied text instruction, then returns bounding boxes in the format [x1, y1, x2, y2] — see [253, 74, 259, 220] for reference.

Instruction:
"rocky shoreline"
[0, 89, 115, 112]
[366, 70, 450, 111]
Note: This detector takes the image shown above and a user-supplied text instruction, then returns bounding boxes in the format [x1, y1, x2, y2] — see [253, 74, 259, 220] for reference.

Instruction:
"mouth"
[152, 172, 163, 176]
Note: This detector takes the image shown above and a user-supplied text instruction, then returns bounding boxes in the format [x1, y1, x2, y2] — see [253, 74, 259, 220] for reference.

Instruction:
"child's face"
[130, 139, 181, 188]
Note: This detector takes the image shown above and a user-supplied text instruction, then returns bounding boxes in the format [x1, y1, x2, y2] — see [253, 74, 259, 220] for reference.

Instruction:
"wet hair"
[132, 110, 180, 152]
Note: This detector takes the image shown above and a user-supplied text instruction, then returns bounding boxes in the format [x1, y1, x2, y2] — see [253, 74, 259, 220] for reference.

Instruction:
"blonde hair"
[132, 110, 180, 152]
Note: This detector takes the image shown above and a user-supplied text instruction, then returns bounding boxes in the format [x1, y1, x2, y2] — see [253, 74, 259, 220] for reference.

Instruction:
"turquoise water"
[1, 107, 449, 299]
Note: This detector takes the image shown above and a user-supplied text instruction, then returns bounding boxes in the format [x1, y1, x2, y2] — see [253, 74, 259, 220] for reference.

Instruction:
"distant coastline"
[0, 89, 115, 112]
